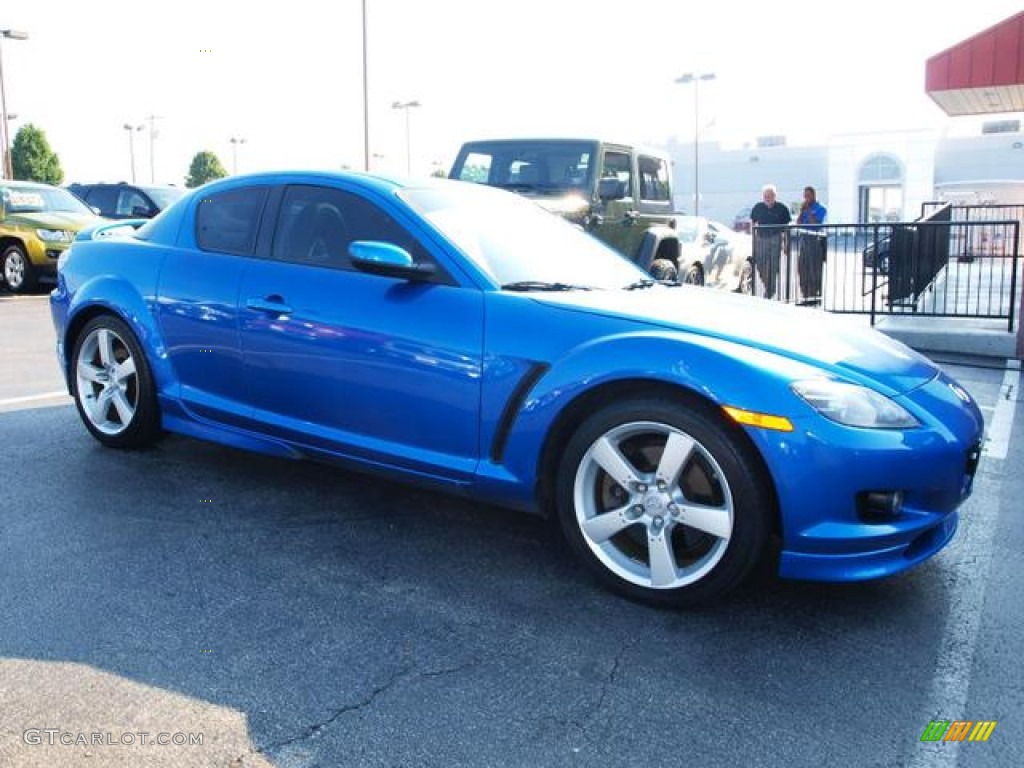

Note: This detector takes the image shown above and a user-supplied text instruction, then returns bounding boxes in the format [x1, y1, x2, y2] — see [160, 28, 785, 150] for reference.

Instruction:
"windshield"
[2, 184, 93, 215]
[402, 183, 647, 289]
[141, 186, 186, 210]
[450, 140, 596, 194]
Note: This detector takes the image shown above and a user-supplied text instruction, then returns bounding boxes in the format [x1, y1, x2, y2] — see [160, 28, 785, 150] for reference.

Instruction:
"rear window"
[195, 187, 268, 256]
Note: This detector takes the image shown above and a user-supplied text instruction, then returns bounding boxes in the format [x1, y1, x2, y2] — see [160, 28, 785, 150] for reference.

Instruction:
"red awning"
[926, 11, 1024, 116]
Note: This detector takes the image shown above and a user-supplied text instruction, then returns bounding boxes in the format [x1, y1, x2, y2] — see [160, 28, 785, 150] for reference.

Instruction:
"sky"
[1, 0, 1021, 185]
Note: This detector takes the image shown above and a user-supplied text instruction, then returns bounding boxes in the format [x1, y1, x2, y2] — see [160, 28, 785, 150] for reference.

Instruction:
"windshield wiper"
[501, 281, 594, 292]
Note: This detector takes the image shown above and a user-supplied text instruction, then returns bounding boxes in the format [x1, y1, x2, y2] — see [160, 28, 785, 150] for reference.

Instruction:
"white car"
[672, 215, 753, 292]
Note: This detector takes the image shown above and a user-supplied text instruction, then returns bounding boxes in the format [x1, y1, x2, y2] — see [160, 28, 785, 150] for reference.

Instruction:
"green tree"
[11, 123, 64, 184]
[185, 151, 228, 188]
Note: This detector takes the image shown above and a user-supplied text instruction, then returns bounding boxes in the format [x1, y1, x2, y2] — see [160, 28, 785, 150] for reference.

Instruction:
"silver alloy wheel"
[3, 249, 26, 289]
[573, 420, 734, 590]
[75, 327, 140, 436]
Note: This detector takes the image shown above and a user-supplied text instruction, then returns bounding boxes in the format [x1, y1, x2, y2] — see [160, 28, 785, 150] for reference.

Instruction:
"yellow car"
[1, 180, 103, 293]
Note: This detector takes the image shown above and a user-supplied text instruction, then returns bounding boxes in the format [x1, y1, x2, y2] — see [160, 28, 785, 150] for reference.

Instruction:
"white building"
[666, 121, 1024, 227]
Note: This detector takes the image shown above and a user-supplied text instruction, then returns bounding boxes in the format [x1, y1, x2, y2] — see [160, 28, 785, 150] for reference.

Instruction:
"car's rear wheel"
[737, 261, 754, 294]
[681, 264, 704, 286]
[2, 244, 37, 294]
[71, 315, 161, 449]
[649, 258, 677, 282]
[555, 398, 769, 606]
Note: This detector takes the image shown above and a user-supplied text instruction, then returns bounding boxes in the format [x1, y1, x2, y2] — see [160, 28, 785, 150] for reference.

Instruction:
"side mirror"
[598, 177, 626, 201]
[349, 240, 436, 281]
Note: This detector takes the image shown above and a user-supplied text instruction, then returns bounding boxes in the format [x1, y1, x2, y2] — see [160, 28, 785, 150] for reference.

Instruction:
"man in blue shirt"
[797, 186, 827, 226]
[796, 186, 827, 302]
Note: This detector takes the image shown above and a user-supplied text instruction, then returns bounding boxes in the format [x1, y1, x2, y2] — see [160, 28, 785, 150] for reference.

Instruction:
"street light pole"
[145, 114, 162, 183]
[391, 100, 420, 176]
[0, 29, 29, 180]
[123, 123, 143, 183]
[229, 136, 247, 174]
[362, 0, 370, 172]
[675, 72, 716, 217]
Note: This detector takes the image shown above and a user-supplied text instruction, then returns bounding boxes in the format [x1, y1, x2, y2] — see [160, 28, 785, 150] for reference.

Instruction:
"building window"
[858, 154, 903, 222]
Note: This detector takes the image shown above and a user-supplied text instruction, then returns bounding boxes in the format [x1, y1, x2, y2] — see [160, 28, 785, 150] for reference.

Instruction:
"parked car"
[51, 171, 984, 606]
[1, 180, 104, 293]
[68, 182, 185, 220]
[450, 138, 682, 281]
[672, 215, 754, 291]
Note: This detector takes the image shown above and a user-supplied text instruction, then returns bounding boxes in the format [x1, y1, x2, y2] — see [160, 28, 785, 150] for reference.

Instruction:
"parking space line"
[909, 360, 1016, 768]
[0, 390, 70, 407]
[982, 363, 1019, 460]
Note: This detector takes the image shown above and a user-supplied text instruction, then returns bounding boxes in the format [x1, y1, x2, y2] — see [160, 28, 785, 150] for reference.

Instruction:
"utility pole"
[145, 114, 163, 183]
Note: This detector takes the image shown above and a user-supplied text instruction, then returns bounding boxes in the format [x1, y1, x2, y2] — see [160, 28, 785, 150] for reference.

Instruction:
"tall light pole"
[391, 100, 420, 176]
[229, 136, 247, 174]
[675, 72, 716, 217]
[361, 0, 369, 172]
[145, 114, 163, 183]
[123, 123, 143, 182]
[0, 29, 29, 180]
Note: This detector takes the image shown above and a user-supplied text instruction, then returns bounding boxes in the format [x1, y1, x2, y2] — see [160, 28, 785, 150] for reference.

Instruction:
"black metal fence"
[751, 206, 1021, 331]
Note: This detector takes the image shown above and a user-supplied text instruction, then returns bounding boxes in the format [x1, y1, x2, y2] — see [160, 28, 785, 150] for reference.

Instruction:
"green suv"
[450, 139, 681, 279]
[1, 181, 103, 293]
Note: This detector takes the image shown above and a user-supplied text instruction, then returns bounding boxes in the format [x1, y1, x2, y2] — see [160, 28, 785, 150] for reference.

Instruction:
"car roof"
[1, 179, 59, 190]
[195, 169, 441, 196]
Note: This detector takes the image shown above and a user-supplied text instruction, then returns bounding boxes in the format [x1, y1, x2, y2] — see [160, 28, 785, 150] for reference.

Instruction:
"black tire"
[649, 258, 677, 282]
[2, 244, 37, 294]
[554, 397, 770, 607]
[681, 264, 704, 286]
[737, 261, 754, 294]
[71, 314, 162, 449]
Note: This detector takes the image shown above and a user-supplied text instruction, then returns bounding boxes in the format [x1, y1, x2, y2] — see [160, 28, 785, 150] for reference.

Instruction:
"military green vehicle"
[449, 139, 682, 280]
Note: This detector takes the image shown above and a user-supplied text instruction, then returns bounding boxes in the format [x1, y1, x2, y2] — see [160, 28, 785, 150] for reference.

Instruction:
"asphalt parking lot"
[1, 290, 1021, 768]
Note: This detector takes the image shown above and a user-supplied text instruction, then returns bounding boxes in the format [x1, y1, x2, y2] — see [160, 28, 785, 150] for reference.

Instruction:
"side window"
[638, 155, 670, 202]
[272, 185, 439, 274]
[195, 186, 268, 256]
[602, 151, 633, 198]
[117, 189, 150, 217]
[85, 187, 118, 215]
[456, 152, 492, 183]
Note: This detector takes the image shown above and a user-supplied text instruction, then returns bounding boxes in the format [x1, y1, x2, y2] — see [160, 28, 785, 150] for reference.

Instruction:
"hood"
[536, 287, 937, 395]
[6, 210, 101, 231]
[518, 191, 591, 223]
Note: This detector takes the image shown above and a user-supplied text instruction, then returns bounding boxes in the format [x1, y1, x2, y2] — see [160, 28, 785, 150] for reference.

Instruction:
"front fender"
[493, 330, 824, 505]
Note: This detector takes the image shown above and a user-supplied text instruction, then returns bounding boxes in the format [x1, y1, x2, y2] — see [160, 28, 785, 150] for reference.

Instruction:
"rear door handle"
[246, 296, 293, 316]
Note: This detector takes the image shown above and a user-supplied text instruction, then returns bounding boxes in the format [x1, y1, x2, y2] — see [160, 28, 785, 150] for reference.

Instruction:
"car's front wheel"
[681, 264, 704, 286]
[2, 244, 37, 294]
[648, 259, 678, 282]
[737, 261, 754, 294]
[71, 315, 161, 449]
[555, 398, 770, 606]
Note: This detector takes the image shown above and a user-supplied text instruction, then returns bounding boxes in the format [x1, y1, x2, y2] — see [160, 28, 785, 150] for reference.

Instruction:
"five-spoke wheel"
[556, 398, 769, 605]
[72, 315, 161, 448]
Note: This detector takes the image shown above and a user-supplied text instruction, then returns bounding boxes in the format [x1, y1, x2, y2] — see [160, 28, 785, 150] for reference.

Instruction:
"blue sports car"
[50, 172, 984, 606]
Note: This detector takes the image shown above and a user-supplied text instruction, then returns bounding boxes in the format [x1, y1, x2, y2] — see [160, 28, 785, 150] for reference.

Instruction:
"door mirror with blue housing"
[598, 177, 626, 201]
[349, 240, 436, 281]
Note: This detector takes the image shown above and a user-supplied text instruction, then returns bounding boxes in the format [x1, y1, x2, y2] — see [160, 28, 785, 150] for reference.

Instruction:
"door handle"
[246, 296, 293, 316]
[624, 210, 640, 224]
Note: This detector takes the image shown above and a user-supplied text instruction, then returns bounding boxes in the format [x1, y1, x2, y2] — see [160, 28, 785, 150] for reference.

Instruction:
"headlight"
[791, 379, 919, 429]
[36, 229, 71, 242]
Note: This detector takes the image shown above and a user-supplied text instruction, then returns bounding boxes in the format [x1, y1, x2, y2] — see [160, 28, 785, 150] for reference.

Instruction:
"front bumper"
[752, 371, 984, 583]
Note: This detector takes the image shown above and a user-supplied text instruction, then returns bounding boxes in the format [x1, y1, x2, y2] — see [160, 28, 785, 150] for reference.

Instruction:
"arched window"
[858, 154, 904, 222]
